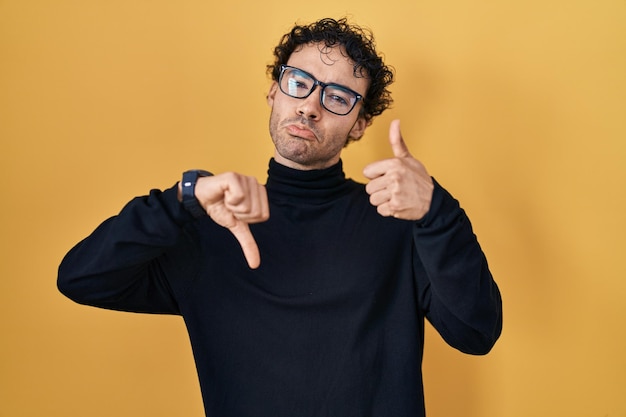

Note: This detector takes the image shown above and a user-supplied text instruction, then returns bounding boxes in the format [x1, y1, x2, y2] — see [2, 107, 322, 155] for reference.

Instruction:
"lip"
[286, 124, 317, 141]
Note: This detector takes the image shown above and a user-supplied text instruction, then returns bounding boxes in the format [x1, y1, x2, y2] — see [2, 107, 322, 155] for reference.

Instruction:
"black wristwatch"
[181, 169, 213, 218]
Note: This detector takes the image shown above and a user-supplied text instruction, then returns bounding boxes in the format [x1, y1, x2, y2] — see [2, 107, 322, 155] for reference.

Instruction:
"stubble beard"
[268, 110, 347, 169]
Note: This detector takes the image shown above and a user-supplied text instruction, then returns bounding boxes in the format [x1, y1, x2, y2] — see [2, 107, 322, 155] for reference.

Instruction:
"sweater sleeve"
[57, 184, 199, 314]
[413, 179, 503, 354]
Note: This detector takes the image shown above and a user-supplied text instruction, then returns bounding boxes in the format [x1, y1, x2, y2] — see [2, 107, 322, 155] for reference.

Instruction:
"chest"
[245, 197, 412, 299]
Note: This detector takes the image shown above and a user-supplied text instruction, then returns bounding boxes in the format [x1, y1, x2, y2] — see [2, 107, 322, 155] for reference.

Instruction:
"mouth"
[285, 123, 318, 141]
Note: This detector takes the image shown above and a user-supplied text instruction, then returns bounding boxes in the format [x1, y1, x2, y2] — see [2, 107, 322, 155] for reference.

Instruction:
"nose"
[296, 88, 322, 120]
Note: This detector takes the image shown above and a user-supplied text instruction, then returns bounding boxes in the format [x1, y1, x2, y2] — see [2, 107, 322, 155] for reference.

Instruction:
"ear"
[267, 82, 279, 107]
[348, 116, 368, 141]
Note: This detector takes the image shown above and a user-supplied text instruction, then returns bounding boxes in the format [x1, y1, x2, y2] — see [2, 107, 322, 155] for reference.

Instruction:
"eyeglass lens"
[280, 67, 359, 115]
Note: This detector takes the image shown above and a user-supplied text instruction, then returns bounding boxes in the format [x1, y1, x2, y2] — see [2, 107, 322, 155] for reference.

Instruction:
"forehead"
[286, 43, 369, 94]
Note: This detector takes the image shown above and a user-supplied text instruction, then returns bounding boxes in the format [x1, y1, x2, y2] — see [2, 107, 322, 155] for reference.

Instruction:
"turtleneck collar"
[265, 158, 354, 203]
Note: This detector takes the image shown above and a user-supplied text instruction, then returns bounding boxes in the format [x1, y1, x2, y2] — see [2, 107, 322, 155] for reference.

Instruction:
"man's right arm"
[57, 172, 269, 312]
[57, 185, 196, 314]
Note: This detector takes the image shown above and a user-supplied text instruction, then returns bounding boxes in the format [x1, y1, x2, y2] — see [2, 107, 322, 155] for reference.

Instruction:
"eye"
[288, 77, 309, 91]
[282, 68, 314, 97]
[327, 94, 349, 106]
[324, 86, 354, 109]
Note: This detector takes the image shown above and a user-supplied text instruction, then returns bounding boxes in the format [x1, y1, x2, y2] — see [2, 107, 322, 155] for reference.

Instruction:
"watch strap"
[181, 169, 213, 218]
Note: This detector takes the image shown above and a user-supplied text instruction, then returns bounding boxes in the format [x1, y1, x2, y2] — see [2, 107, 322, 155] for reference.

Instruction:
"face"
[267, 43, 369, 170]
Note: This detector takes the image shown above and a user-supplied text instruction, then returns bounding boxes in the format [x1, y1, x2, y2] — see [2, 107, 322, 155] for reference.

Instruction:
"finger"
[222, 174, 248, 209]
[364, 175, 388, 195]
[234, 181, 269, 224]
[256, 183, 270, 222]
[224, 176, 261, 220]
[229, 222, 262, 269]
[231, 176, 258, 217]
[248, 178, 267, 220]
[375, 201, 395, 218]
[389, 119, 411, 158]
[363, 159, 394, 180]
[368, 188, 391, 207]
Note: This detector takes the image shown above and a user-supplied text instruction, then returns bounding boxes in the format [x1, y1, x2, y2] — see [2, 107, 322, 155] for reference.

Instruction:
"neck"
[273, 151, 342, 171]
[265, 158, 352, 203]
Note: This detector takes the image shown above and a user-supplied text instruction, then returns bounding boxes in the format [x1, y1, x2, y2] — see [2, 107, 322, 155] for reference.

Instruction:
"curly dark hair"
[267, 18, 394, 126]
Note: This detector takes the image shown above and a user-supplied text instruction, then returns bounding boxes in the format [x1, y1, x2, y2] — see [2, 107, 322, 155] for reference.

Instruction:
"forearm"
[57, 185, 196, 314]
[414, 179, 503, 354]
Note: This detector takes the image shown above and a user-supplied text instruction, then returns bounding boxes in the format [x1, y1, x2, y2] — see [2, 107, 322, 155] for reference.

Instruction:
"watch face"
[182, 172, 196, 198]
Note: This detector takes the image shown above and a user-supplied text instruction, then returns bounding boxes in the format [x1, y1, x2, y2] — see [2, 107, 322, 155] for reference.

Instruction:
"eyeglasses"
[278, 65, 363, 116]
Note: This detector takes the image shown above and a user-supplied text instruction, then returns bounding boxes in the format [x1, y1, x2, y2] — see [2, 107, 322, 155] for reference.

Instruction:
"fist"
[363, 120, 434, 220]
[184, 172, 270, 269]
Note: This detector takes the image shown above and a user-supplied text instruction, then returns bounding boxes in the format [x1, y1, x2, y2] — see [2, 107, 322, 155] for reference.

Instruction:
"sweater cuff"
[414, 178, 461, 229]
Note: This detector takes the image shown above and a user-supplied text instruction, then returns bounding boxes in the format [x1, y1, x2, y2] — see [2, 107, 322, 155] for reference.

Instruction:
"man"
[58, 17, 502, 417]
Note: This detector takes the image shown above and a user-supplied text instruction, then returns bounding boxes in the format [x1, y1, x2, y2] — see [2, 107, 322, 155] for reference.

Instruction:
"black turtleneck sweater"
[58, 159, 502, 417]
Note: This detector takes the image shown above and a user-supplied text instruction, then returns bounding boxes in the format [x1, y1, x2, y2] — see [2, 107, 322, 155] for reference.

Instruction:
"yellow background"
[1, 1, 625, 416]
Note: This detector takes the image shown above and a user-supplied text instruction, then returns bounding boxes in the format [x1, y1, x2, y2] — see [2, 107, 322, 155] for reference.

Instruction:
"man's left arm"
[411, 179, 502, 354]
[364, 120, 502, 354]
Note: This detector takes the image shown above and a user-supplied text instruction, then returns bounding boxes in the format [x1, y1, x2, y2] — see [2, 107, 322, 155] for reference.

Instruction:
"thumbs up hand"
[363, 120, 434, 221]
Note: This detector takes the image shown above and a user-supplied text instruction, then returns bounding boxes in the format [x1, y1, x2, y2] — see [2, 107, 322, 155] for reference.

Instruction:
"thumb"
[389, 119, 411, 158]
[229, 222, 262, 269]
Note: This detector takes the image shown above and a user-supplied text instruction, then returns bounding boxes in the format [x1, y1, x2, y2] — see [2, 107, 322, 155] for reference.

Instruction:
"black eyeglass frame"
[278, 65, 364, 116]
